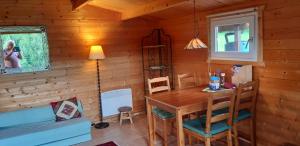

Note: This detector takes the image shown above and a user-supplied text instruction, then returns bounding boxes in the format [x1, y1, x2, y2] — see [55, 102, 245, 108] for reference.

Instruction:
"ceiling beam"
[71, 0, 92, 11]
[121, 0, 190, 20]
[90, 4, 123, 13]
[87, 0, 126, 13]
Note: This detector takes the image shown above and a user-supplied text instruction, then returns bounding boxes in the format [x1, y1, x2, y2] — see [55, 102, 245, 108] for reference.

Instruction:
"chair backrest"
[148, 76, 171, 95]
[205, 90, 235, 134]
[177, 73, 197, 89]
[234, 81, 258, 119]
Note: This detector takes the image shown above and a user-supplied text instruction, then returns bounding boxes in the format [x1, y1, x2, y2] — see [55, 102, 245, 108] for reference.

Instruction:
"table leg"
[176, 110, 185, 146]
[146, 99, 154, 146]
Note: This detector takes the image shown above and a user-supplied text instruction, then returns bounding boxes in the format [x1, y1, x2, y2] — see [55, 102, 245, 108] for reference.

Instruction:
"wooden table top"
[146, 87, 210, 109]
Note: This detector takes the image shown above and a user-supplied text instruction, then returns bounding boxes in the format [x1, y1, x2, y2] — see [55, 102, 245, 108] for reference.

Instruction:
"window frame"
[209, 9, 259, 62]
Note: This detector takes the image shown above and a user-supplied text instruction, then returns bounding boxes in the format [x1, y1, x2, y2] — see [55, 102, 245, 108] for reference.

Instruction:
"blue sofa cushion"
[0, 106, 55, 128]
[0, 100, 84, 128]
[153, 108, 175, 119]
[183, 117, 231, 137]
[0, 117, 91, 146]
[41, 134, 91, 146]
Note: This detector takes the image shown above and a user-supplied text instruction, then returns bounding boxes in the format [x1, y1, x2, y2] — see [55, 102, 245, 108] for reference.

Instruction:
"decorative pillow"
[51, 97, 81, 122]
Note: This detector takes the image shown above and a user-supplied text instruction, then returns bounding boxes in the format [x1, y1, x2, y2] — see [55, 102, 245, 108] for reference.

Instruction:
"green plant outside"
[216, 29, 250, 52]
[1, 33, 49, 72]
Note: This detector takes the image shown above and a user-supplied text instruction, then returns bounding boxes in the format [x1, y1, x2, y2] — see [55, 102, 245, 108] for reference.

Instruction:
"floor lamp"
[89, 45, 109, 129]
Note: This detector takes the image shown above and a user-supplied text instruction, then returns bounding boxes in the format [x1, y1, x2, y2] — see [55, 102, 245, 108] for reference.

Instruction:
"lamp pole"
[94, 59, 109, 129]
[96, 59, 101, 118]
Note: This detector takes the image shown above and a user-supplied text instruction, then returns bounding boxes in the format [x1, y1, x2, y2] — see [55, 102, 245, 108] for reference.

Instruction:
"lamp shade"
[89, 45, 105, 60]
[184, 37, 207, 50]
[184, 0, 207, 50]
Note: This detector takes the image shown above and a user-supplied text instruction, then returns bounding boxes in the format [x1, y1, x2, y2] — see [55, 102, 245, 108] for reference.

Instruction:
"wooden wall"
[159, 0, 300, 145]
[0, 0, 155, 122]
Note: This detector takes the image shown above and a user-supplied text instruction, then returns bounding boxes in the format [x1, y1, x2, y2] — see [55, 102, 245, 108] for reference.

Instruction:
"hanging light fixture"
[184, 0, 207, 50]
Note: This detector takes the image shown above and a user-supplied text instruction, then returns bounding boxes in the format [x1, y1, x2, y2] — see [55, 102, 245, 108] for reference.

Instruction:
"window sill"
[207, 59, 265, 67]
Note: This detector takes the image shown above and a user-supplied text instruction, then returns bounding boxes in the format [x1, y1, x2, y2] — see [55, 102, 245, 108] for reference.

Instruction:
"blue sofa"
[0, 101, 92, 146]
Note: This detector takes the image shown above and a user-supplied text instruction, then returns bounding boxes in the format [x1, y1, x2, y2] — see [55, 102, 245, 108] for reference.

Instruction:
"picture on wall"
[0, 26, 50, 74]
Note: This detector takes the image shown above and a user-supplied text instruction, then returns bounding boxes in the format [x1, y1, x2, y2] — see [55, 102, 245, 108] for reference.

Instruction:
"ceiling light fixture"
[184, 0, 207, 50]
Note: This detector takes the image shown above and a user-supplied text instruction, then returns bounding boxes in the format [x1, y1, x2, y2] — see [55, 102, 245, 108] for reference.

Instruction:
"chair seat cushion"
[212, 108, 251, 122]
[212, 108, 229, 115]
[118, 106, 132, 112]
[183, 117, 231, 137]
[234, 109, 251, 122]
[152, 108, 175, 119]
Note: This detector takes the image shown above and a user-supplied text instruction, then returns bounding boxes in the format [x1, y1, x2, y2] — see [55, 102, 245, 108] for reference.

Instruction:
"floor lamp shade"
[89, 45, 105, 60]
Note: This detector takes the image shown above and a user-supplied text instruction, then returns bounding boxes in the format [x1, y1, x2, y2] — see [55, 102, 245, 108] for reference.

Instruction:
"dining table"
[145, 86, 212, 146]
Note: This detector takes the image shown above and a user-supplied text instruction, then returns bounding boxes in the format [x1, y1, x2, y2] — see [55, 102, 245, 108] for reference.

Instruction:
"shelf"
[144, 65, 168, 71]
[142, 45, 166, 49]
[142, 29, 173, 93]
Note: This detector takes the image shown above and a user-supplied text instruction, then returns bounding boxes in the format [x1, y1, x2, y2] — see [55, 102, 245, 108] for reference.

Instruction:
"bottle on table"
[220, 73, 226, 87]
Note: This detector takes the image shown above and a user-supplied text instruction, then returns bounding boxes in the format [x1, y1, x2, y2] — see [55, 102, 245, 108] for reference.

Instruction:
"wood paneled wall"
[159, 0, 300, 145]
[0, 0, 155, 122]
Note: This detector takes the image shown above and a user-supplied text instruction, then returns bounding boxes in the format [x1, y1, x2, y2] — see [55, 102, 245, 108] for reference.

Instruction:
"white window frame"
[209, 8, 259, 62]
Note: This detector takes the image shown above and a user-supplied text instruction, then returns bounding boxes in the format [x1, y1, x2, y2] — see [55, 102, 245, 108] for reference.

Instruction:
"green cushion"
[234, 109, 251, 122]
[213, 108, 229, 115]
[213, 108, 252, 122]
[183, 117, 231, 137]
[152, 108, 175, 119]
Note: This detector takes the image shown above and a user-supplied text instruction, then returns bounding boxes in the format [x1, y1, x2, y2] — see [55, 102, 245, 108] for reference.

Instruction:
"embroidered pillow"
[51, 97, 81, 122]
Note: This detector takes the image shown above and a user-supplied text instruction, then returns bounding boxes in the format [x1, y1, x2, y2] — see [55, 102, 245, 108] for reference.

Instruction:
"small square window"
[210, 9, 260, 62]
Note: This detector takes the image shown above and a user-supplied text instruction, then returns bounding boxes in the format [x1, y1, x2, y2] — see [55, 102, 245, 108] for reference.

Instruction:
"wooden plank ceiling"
[73, 0, 249, 20]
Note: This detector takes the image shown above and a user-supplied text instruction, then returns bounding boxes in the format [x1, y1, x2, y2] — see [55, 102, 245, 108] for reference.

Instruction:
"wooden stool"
[118, 106, 133, 125]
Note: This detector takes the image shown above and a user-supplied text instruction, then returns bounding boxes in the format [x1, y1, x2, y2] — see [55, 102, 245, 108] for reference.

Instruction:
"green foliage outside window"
[1, 33, 50, 72]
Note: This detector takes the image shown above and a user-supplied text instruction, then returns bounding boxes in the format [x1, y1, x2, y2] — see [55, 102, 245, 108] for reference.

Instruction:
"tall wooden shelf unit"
[141, 29, 174, 93]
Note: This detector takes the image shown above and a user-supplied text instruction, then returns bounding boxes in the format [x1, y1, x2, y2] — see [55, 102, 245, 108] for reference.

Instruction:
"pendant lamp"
[184, 0, 207, 49]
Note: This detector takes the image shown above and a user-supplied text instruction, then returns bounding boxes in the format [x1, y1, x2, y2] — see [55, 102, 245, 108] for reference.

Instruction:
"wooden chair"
[177, 73, 197, 89]
[178, 73, 199, 119]
[148, 76, 174, 146]
[148, 76, 171, 95]
[233, 81, 258, 146]
[183, 90, 235, 146]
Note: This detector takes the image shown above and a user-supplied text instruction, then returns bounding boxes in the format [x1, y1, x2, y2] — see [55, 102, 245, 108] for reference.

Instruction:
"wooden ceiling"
[72, 0, 250, 20]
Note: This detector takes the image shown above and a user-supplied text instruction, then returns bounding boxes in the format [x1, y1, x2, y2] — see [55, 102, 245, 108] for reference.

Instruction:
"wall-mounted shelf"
[144, 65, 169, 71]
[141, 29, 173, 93]
[142, 45, 166, 49]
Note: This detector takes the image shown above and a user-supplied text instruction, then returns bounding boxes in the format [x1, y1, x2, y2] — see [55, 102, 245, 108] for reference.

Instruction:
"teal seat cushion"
[212, 108, 252, 122]
[152, 108, 175, 119]
[234, 109, 251, 122]
[213, 108, 229, 116]
[183, 117, 231, 137]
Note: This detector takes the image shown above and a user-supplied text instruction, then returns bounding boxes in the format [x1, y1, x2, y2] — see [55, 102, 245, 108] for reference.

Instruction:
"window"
[209, 8, 260, 62]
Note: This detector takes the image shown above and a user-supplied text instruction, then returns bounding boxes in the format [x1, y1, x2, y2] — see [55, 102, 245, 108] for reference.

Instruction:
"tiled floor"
[75, 114, 248, 146]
